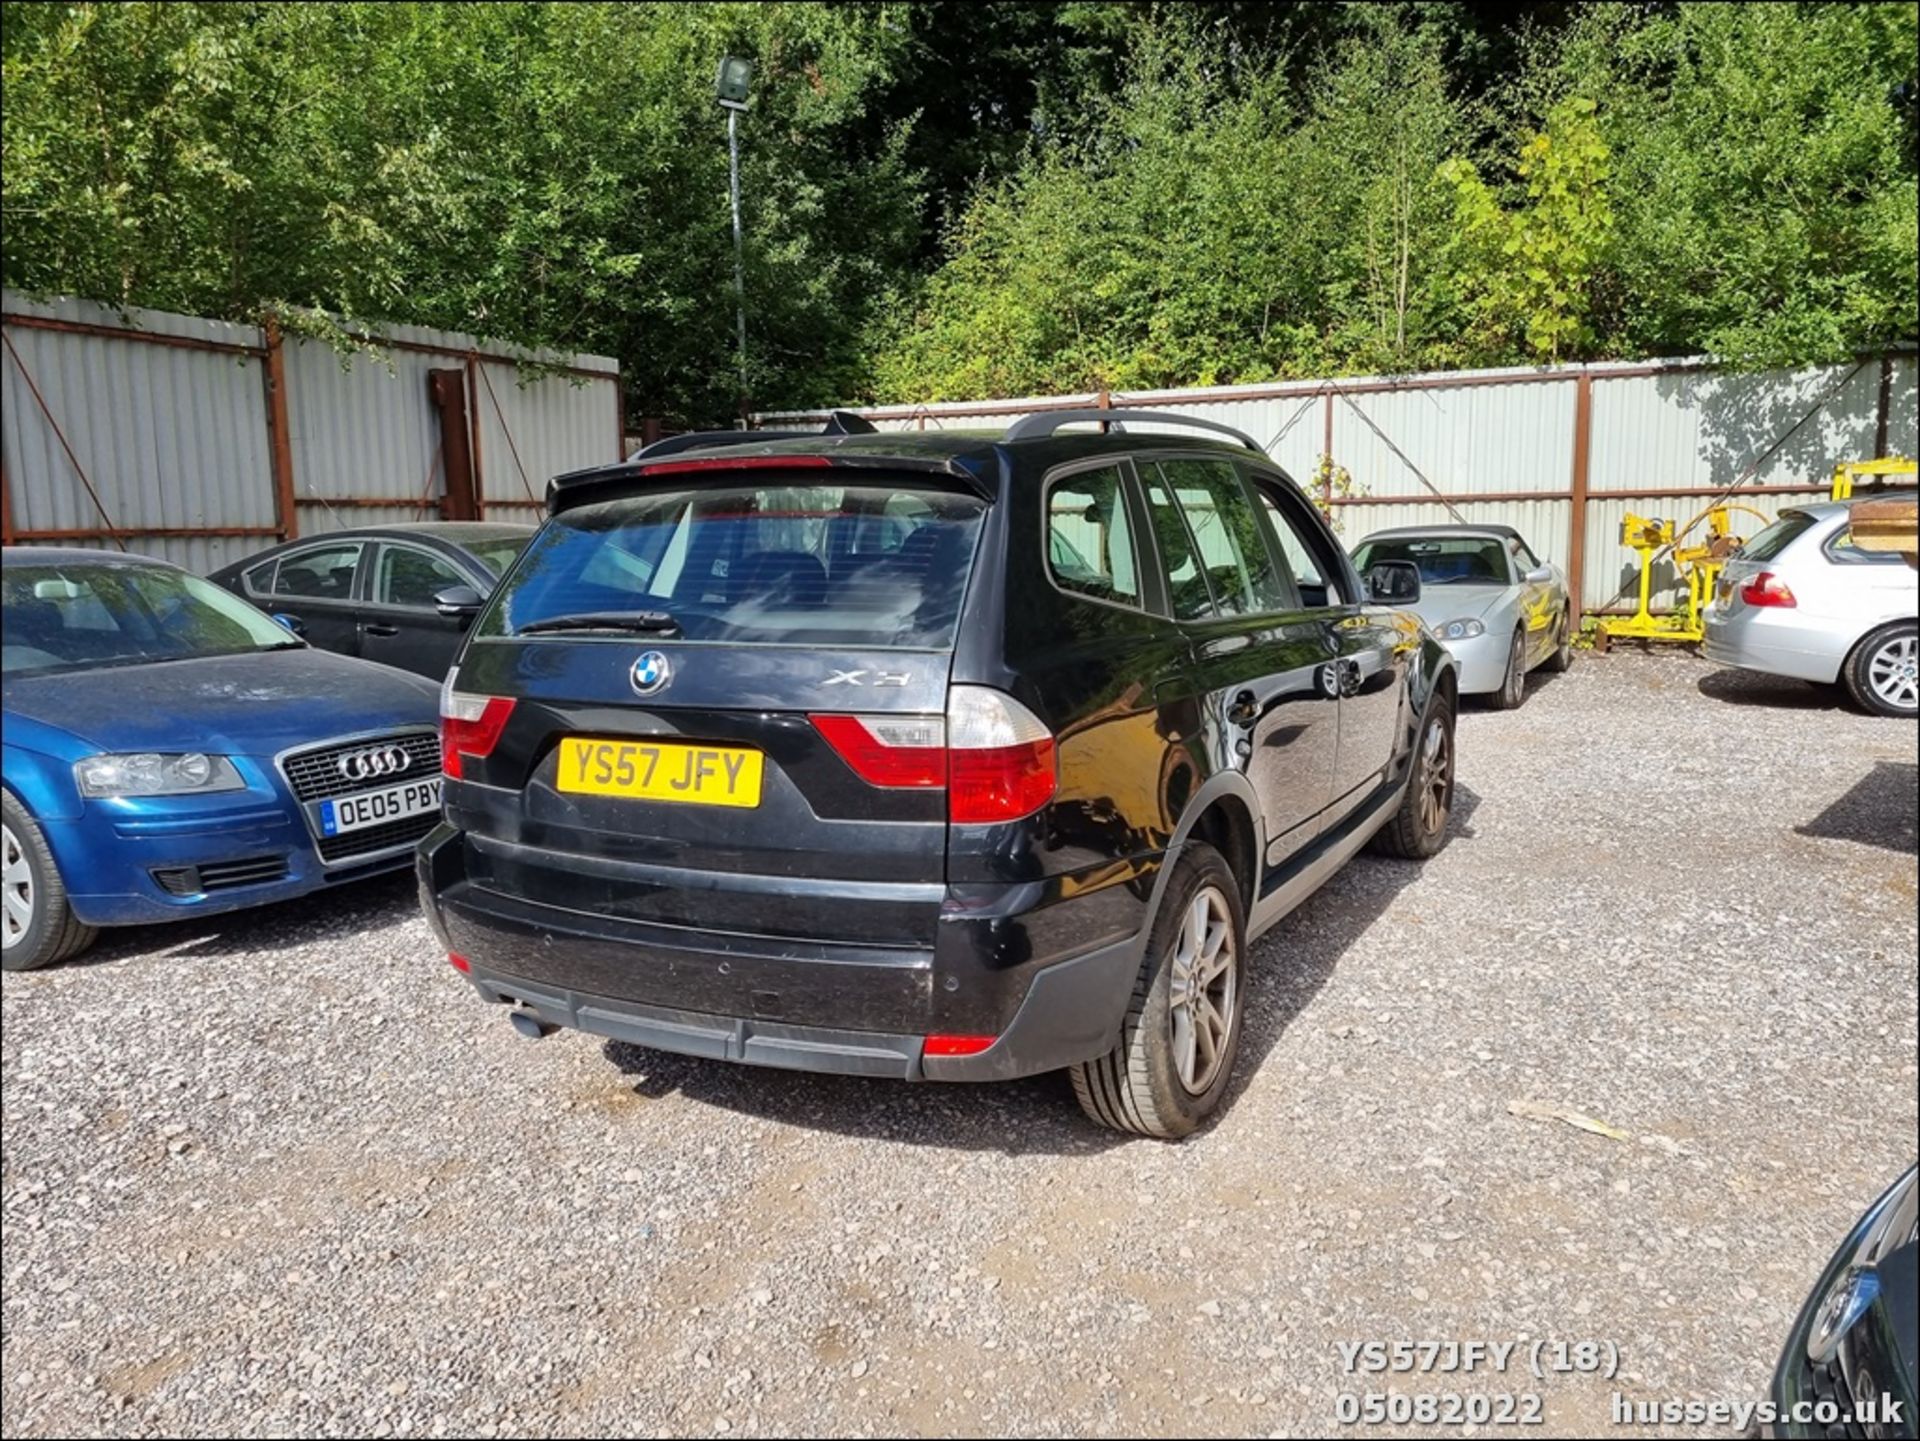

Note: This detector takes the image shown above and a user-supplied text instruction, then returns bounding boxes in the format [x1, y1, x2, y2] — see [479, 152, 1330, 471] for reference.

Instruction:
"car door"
[1245, 471, 1408, 824]
[359, 541, 478, 678]
[1135, 456, 1338, 872]
[1507, 535, 1556, 664]
[260, 540, 367, 657]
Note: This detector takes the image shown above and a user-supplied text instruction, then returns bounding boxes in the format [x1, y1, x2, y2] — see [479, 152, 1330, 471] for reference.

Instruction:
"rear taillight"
[809, 686, 1057, 824]
[807, 714, 946, 787]
[1740, 571, 1797, 608]
[946, 686, 1056, 823]
[440, 689, 515, 779]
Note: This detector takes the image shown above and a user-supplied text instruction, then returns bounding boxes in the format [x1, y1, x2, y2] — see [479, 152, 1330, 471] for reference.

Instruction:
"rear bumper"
[418, 823, 1155, 1081]
[1701, 605, 1850, 684]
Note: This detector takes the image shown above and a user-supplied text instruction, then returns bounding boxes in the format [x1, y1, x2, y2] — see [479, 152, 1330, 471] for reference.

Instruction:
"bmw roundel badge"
[630, 649, 672, 697]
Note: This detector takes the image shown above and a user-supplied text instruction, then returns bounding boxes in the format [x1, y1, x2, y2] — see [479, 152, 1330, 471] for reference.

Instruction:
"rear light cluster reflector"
[810, 686, 1057, 824]
[440, 689, 515, 779]
[923, 1034, 996, 1058]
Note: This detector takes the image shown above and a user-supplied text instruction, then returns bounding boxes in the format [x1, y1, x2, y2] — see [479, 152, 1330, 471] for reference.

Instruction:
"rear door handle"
[361, 622, 400, 637]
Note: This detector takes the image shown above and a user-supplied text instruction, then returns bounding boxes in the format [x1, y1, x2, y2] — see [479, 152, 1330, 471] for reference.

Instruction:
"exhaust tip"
[508, 1010, 558, 1041]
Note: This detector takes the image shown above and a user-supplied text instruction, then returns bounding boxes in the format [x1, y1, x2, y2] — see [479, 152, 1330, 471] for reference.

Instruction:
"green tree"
[1440, 96, 1614, 363]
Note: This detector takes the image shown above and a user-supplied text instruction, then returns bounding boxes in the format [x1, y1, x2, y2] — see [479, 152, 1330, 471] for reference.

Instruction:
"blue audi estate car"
[3, 547, 441, 970]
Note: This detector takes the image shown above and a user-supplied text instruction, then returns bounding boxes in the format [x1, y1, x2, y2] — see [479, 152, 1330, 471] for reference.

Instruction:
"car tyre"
[1542, 607, 1575, 673]
[1369, 690, 1457, 860]
[1486, 628, 1527, 710]
[2, 792, 97, 972]
[1843, 621, 1919, 718]
[1070, 841, 1246, 1139]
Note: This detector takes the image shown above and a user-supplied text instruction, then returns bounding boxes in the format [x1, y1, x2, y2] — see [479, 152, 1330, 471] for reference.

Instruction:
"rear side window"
[482, 481, 986, 648]
[272, 542, 363, 600]
[1046, 465, 1141, 607]
[1740, 512, 1816, 563]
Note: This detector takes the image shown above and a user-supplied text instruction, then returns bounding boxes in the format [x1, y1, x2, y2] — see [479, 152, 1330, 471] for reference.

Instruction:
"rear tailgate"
[449, 637, 954, 947]
[441, 471, 987, 974]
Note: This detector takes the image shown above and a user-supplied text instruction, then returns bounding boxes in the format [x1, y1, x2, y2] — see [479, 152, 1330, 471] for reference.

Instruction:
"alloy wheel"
[1506, 633, 1525, 706]
[1167, 886, 1237, 1095]
[1868, 634, 1918, 712]
[1417, 717, 1453, 836]
[1, 824, 33, 952]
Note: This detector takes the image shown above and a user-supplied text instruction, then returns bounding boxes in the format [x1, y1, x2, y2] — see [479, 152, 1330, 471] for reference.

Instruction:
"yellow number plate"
[556, 738, 763, 808]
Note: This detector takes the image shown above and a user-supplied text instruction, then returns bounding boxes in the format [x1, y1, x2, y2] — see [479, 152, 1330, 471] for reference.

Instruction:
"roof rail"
[1001, 408, 1263, 454]
[631, 409, 877, 461]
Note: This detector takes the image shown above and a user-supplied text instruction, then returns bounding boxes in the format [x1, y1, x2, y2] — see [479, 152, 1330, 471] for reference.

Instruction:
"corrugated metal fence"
[2, 290, 622, 573]
[761, 351, 1919, 615]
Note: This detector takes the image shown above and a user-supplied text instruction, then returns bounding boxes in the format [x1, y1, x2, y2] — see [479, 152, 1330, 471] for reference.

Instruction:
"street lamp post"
[715, 56, 752, 420]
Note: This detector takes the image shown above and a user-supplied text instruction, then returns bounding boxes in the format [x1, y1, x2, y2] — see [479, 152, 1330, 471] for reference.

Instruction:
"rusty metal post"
[1, 454, 14, 545]
[641, 416, 665, 450]
[428, 368, 479, 520]
[1096, 387, 1111, 433]
[1322, 391, 1335, 503]
[464, 353, 486, 518]
[615, 377, 628, 459]
[262, 313, 299, 540]
[1874, 354, 1893, 458]
[1566, 372, 1594, 619]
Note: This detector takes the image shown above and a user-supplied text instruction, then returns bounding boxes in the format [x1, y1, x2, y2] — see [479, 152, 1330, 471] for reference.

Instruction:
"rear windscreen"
[481, 481, 986, 647]
[1739, 511, 1816, 563]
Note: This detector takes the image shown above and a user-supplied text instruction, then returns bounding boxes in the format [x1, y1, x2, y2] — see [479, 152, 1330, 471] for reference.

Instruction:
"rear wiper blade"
[517, 610, 681, 636]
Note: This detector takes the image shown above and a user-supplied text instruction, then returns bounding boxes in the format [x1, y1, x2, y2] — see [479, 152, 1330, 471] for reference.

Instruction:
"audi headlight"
[1807, 1165, 1918, 1365]
[74, 753, 245, 798]
[1434, 618, 1486, 641]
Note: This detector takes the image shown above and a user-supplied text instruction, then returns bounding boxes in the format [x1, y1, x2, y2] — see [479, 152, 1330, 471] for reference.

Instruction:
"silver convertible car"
[1350, 525, 1573, 708]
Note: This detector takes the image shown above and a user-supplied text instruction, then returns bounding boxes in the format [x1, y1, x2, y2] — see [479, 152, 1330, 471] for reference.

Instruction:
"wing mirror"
[433, 584, 485, 622]
[269, 612, 307, 638]
[1365, 560, 1422, 605]
[1523, 564, 1555, 585]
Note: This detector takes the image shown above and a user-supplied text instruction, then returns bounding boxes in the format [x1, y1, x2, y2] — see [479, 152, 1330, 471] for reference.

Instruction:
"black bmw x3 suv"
[418, 409, 1458, 1135]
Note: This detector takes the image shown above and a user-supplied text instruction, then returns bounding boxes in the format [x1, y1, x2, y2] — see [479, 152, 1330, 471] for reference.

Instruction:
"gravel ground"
[4, 650, 1915, 1439]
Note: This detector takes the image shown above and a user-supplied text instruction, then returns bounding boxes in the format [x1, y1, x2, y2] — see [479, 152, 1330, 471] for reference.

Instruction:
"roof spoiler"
[629, 409, 877, 461]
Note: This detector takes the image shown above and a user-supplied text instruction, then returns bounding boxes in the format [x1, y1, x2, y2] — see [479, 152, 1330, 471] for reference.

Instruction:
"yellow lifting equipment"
[1598, 500, 1770, 648]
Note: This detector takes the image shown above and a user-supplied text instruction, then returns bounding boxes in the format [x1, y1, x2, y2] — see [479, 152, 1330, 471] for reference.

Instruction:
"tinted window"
[1259, 494, 1325, 595]
[1046, 465, 1141, 607]
[243, 559, 278, 595]
[376, 545, 464, 609]
[1740, 512, 1816, 563]
[1352, 535, 1510, 585]
[3, 563, 298, 676]
[1249, 473, 1350, 606]
[482, 481, 985, 648]
[1145, 459, 1291, 617]
[272, 542, 363, 600]
[466, 536, 531, 577]
[1139, 467, 1217, 620]
[1826, 525, 1905, 565]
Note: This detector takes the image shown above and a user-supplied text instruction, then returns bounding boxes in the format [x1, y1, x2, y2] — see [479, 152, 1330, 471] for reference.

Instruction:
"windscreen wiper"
[517, 610, 681, 637]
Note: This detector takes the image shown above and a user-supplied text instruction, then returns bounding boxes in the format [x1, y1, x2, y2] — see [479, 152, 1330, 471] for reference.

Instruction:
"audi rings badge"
[337, 744, 413, 783]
